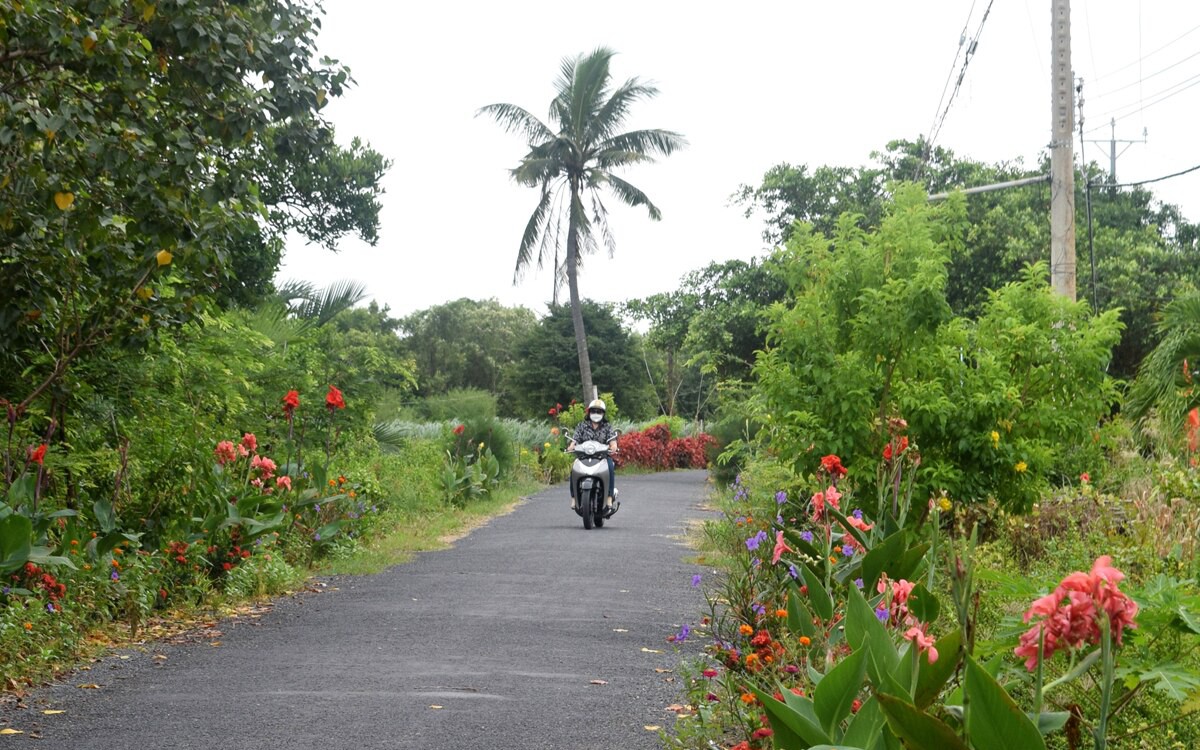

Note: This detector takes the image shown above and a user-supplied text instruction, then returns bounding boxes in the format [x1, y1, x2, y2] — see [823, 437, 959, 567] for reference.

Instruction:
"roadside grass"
[318, 477, 543, 576]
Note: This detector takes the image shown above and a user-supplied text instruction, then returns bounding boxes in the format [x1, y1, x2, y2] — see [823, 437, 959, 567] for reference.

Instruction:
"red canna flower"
[453, 424, 465, 435]
[819, 454, 847, 478]
[325, 385, 346, 410]
[29, 444, 47, 465]
[282, 390, 300, 415]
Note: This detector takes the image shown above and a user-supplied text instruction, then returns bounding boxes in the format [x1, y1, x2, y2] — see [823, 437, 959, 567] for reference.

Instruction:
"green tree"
[734, 139, 1200, 380]
[399, 298, 537, 402]
[0, 0, 387, 423]
[478, 47, 685, 403]
[506, 300, 653, 420]
[751, 185, 1122, 510]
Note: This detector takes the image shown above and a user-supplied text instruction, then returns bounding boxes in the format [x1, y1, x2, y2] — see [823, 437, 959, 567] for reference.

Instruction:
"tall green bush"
[750, 185, 1122, 510]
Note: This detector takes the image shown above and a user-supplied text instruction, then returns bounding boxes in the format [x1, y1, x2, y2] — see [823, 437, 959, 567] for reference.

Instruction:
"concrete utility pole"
[1050, 0, 1076, 300]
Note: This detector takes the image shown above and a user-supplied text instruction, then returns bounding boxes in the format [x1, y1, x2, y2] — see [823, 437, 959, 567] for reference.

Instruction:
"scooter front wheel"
[582, 493, 594, 529]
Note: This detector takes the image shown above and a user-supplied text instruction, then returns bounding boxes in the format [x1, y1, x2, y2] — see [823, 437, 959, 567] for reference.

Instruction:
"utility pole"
[1084, 118, 1148, 184]
[1050, 0, 1076, 300]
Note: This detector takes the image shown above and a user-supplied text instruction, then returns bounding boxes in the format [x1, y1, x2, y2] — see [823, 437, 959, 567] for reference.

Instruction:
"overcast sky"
[276, 1, 1200, 320]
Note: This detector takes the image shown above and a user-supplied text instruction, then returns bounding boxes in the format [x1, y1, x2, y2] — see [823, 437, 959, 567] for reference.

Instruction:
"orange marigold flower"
[23, 622, 32, 630]
[739, 693, 755, 705]
[738, 624, 754, 636]
[799, 636, 811, 646]
[775, 608, 787, 618]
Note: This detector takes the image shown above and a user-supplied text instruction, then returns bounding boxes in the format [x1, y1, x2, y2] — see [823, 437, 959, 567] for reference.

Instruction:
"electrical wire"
[1091, 21, 1200, 83]
[1083, 71, 1200, 134]
[1103, 161, 1200, 188]
[1091, 49, 1200, 100]
[926, 0, 996, 154]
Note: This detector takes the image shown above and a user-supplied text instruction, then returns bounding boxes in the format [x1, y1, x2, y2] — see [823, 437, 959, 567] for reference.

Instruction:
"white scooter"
[570, 439, 619, 530]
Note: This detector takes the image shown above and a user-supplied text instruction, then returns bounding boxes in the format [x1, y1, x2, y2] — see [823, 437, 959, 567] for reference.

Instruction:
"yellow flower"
[989, 430, 1000, 447]
[53, 191, 74, 210]
[937, 496, 953, 512]
[1014, 461, 1028, 473]
[478, 442, 485, 451]
[155, 249, 173, 266]
[544, 442, 551, 449]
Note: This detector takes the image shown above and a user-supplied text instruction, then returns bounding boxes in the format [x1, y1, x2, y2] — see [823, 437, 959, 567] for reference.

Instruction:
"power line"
[1091, 49, 1200, 100]
[1101, 162, 1200, 188]
[925, 0, 978, 141]
[1090, 21, 1200, 83]
[1083, 71, 1200, 134]
[924, 0, 996, 163]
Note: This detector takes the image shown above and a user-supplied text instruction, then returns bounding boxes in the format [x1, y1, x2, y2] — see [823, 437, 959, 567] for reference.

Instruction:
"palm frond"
[245, 300, 309, 344]
[293, 280, 368, 325]
[515, 187, 554, 282]
[597, 129, 687, 162]
[371, 420, 408, 452]
[603, 174, 663, 220]
[476, 102, 554, 143]
[588, 78, 660, 142]
[590, 192, 616, 258]
[274, 279, 317, 306]
[1127, 292, 1200, 421]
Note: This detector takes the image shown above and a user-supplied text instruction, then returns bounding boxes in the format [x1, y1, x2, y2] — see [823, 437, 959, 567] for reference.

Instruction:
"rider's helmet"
[587, 399, 606, 421]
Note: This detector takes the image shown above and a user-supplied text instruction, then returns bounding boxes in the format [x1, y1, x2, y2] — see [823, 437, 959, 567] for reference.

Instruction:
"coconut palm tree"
[479, 47, 685, 403]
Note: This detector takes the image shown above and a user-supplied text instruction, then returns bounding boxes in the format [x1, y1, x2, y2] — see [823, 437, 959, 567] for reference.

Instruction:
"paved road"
[1, 470, 715, 749]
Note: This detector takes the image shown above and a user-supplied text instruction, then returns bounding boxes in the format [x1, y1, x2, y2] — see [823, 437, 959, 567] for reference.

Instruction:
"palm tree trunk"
[566, 185, 594, 403]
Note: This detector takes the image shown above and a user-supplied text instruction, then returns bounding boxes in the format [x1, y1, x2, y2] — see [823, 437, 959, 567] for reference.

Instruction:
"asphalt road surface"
[1, 469, 715, 749]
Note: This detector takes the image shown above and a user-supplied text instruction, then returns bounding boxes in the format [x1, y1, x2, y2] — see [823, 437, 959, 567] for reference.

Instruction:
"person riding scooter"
[566, 399, 618, 512]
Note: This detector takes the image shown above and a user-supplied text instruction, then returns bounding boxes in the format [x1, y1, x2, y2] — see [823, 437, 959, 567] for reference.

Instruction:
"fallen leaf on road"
[612, 628, 628, 633]
[589, 680, 608, 685]
[665, 704, 686, 712]
[209, 641, 222, 647]
[153, 655, 167, 661]
[643, 725, 660, 731]
[0, 728, 23, 735]
[118, 655, 130, 660]
[429, 705, 443, 710]
[42, 710, 65, 715]
[654, 668, 672, 673]
[641, 647, 663, 654]
[77, 684, 101, 689]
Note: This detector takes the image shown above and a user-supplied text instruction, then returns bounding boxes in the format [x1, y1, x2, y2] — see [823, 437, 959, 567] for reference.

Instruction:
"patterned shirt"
[571, 420, 618, 446]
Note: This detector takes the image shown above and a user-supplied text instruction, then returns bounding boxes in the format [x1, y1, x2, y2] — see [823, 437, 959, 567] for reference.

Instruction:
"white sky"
[277, 1, 1200, 320]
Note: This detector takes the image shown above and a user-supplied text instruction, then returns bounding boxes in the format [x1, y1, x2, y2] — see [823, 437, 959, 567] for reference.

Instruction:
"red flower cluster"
[326, 385, 346, 410]
[882, 435, 909, 461]
[28, 443, 47, 465]
[819, 454, 847, 478]
[282, 389, 300, 415]
[166, 540, 190, 564]
[13, 562, 67, 603]
[452, 424, 465, 436]
[1014, 555, 1139, 670]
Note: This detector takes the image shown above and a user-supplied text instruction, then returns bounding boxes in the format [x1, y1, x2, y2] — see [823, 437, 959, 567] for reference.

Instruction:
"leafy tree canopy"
[733, 139, 1199, 380]
[506, 300, 653, 420]
[0, 0, 388, 417]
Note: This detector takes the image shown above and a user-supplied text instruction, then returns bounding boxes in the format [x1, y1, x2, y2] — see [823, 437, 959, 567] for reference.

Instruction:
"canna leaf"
[964, 656, 1046, 750]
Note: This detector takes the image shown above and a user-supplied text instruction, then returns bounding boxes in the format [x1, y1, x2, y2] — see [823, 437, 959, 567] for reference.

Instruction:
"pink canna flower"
[1014, 556, 1139, 671]
[275, 475, 292, 491]
[772, 530, 793, 565]
[904, 625, 939, 664]
[214, 441, 237, 466]
[241, 432, 257, 454]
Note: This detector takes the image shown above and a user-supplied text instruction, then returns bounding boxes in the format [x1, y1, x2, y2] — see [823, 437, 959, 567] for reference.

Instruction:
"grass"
[317, 477, 542, 576]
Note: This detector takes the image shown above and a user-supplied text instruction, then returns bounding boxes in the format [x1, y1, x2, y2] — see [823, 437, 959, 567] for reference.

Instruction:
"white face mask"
[589, 412, 603, 423]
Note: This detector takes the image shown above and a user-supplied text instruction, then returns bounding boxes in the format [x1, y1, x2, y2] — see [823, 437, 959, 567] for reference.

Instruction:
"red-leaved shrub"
[614, 424, 716, 471]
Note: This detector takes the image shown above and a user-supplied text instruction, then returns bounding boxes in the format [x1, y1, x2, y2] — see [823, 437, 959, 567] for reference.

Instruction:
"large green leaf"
[815, 645, 868, 735]
[846, 584, 900, 688]
[861, 529, 907, 593]
[842, 695, 888, 748]
[964, 656, 1046, 750]
[908, 583, 940, 624]
[801, 562, 834, 622]
[0, 513, 34, 575]
[876, 692, 970, 750]
[788, 581, 817, 638]
[894, 628, 963, 709]
[751, 686, 832, 748]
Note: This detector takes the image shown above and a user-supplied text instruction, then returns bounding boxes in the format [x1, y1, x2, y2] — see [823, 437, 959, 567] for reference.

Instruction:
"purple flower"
[1, 586, 9, 595]
[314, 504, 321, 512]
[854, 578, 864, 589]
[752, 602, 766, 616]
[314, 533, 321, 541]
[676, 623, 691, 642]
[745, 530, 768, 551]
[751, 557, 761, 568]
[691, 574, 702, 588]
[875, 606, 889, 622]
[788, 565, 799, 580]
[852, 508, 863, 520]
[841, 544, 855, 557]
[775, 490, 787, 505]
[46, 603, 56, 613]
[110, 571, 119, 581]
[799, 530, 814, 543]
